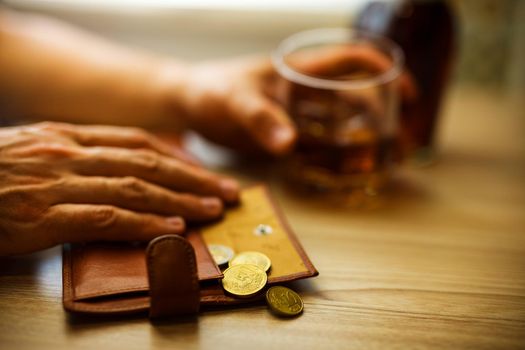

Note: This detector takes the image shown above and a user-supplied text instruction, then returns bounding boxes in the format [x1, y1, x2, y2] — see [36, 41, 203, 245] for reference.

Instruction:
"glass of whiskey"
[273, 28, 405, 196]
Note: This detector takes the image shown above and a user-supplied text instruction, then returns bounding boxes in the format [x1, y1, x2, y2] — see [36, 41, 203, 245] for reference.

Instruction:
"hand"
[170, 57, 297, 156]
[166, 48, 416, 156]
[0, 122, 239, 256]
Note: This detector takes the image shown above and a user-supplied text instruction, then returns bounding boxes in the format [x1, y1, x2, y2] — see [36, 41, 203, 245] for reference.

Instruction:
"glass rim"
[272, 27, 404, 90]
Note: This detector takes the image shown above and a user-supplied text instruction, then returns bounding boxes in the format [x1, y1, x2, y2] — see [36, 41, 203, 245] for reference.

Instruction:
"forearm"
[0, 9, 187, 130]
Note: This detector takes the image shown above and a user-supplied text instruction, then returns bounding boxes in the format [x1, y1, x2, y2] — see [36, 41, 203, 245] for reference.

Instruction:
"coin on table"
[221, 264, 268, 298]
[266, 286, 304, 317]
[207, 244, 235, 266]
[229, 251, 271, 272]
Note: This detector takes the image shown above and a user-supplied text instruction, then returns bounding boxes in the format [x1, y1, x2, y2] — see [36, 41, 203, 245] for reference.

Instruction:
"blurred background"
[4, 0, 524, 96]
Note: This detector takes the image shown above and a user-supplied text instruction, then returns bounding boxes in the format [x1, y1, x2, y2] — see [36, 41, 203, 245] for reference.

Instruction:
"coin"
[229, 251, 271, 272]
[208, 244, 235, 266]
[266, 286, 304, 317]
[221, 264, 267, 298]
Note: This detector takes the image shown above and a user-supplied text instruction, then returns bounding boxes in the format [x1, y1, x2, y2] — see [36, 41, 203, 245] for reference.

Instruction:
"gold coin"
[207, 244, 235, 266]
[221, 264, 267, 298]
[266, 286, 304, 317]
[229, 251, 271, 272]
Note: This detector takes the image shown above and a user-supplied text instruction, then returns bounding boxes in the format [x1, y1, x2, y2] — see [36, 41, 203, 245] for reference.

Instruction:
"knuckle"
[193, 170, 220, 187]
[135, 150, 160, 171]
[128, 126, 147, 136]
[250, 107, 273, 128]
[237, 97, 274, 132]
[0, 187, 47, 221]
[132, 133, 155, 148]
[90, 206, 118, 230]
[121, 176, 142, 189]
[120, 176, 149, 202]
[123, 127, 152, 143]
[31, 142, 80, 159]
[35, 121, 58, 130]
[176, 193, 201, 210]
[129, 128, 149, 141]
[142, 215, 161, 230]
[36, 121, 70, 132]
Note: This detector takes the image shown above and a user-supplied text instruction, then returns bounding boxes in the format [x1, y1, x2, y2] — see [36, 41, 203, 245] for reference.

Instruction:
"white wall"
[5, 0, 367, 60]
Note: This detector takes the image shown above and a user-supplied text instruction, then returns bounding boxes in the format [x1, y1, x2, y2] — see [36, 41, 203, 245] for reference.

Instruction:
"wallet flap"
[147, 235, 200, 317]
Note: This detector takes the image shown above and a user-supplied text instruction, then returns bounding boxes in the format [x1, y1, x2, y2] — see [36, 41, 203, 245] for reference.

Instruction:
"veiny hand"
[0, 122, 239, 256]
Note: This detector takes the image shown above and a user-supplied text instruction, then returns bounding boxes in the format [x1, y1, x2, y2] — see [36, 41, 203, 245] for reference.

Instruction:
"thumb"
[233, 92, 297, 155]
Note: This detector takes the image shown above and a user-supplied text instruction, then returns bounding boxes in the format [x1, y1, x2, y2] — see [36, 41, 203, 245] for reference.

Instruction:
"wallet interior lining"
[200, 186, 317, 281]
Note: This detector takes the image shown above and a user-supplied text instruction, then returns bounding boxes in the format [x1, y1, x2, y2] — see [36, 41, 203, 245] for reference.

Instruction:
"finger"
[40, 122, 200, 166]
[48, 176, 223, 221]
[72, 146, 240, 203]
[230, 91, 297, 155]
[290, 45, 418, 103]
[44, 203, 185, 244]
[155, 133, 202, 167]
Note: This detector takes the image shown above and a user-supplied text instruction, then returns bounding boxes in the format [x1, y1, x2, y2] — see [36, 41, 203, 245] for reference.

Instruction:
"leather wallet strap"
[146, 235, 200, 318]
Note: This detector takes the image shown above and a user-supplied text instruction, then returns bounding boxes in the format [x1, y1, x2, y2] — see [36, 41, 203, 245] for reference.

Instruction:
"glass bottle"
[355, 0, 457, 163]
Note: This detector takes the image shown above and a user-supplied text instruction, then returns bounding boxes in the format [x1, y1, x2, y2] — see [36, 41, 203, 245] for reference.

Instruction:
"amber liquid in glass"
[285, 73, 399, 193]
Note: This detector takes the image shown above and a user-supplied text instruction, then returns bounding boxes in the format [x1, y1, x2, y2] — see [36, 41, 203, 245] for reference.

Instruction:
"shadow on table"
[64, 310, 201, 337]
[219, 154, 432, 212]
[276, 171, 431, 214]
[0, 247, 60, 276]
[65, 310, 148, 325]
[232, 146, 522, 214]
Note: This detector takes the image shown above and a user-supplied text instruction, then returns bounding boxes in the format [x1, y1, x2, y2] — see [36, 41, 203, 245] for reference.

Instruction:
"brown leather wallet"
[62, 185, 318, 317]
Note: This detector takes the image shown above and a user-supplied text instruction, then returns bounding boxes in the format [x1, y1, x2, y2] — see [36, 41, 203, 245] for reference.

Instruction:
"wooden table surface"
[1, 86, 524, 350]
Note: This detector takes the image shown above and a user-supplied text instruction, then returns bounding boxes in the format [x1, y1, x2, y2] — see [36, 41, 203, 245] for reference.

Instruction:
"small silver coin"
[208, 244, 235, 266]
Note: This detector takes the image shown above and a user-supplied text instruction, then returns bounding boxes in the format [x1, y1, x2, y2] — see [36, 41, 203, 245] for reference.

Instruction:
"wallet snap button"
[254, 224, 273, 236]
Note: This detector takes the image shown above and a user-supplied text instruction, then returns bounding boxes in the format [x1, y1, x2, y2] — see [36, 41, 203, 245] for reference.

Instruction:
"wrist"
[153, 60, 195, 131]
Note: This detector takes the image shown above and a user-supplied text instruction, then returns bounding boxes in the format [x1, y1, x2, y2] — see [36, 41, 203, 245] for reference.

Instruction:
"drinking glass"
[273, 28, 404, 195]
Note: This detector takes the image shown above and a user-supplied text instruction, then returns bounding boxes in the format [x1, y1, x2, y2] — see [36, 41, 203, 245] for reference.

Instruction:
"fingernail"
[200, 197, 223, 215]
[166, 216, 185, 230]
[269, 126, 296, 154]
[220, 179, 240, 203]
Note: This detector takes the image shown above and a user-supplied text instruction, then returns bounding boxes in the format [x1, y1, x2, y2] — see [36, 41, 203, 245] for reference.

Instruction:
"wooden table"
[1, 86, 524, 349]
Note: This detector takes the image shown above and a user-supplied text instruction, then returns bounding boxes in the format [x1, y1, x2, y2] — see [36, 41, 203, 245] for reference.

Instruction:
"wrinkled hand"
[0, 122, 239, 256]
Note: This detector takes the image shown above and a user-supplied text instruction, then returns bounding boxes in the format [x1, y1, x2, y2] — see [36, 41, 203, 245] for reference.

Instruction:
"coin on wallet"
[229, 251, 271, 272]
[221, 264, 267, 298]
[266, 286, 304, 317]
[208, 244, 235, 266]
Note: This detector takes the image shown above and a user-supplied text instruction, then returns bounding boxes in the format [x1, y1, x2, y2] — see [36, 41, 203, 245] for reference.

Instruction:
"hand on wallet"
[0, 122, 239, 256]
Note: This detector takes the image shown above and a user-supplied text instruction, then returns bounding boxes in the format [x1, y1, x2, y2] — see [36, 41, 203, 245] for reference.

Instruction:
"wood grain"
[1, 86, 524, 350]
